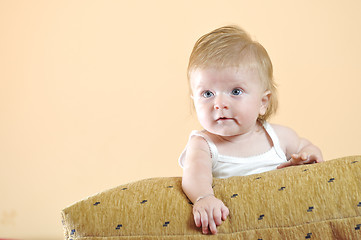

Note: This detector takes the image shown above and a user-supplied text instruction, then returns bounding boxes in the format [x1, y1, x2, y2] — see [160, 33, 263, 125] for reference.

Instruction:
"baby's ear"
[259, 90, 271, 115]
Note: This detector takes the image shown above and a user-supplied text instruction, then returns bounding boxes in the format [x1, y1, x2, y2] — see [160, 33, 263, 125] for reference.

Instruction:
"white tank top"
[179, 122, 288, 178]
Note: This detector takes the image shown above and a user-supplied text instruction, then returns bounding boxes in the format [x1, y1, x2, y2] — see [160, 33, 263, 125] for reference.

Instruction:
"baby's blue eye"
[202, 90, 214, 98]
[231, 88, 243, 96]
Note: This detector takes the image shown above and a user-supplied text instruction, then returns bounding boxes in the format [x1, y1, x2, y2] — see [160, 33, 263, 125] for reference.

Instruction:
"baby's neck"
[205, 122, 273, 158]
[213, 122, 264, 143]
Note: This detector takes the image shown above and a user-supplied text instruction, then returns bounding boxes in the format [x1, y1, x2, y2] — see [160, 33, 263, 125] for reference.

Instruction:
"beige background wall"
[1, 0, 360, 239]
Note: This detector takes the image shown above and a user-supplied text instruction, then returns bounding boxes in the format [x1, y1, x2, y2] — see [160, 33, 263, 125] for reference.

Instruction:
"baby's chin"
[203, 127, 241, 137]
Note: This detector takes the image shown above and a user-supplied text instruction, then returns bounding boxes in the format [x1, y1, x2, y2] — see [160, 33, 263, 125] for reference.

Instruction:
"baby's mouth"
[216, 117, 233, 122]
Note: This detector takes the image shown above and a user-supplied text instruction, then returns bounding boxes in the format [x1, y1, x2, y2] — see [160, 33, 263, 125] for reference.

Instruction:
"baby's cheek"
[195, 105, 207, 118]
[197, 114, 209, 127]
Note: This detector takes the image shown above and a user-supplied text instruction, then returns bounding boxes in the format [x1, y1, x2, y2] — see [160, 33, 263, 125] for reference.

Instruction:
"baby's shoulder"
[269, 123, 304, 159]
[269, 123, 300, 142]
[187, 132, 211, 153]
[182, 132, 214, 167]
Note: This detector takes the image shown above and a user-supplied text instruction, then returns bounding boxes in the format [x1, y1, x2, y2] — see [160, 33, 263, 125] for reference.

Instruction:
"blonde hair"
[187, 25, 278, 122]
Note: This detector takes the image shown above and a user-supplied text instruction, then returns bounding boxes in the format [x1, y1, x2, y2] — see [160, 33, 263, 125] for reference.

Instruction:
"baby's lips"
[216, 116, 229, 120]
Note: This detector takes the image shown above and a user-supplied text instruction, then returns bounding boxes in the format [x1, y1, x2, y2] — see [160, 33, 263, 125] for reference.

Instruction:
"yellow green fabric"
[62, 156, 361, 239]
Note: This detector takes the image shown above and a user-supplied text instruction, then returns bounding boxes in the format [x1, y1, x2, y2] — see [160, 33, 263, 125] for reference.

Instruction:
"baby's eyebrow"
[192, 84, 208, 92]
[190, 80, 204, 91]
[231, 80, 248, 88]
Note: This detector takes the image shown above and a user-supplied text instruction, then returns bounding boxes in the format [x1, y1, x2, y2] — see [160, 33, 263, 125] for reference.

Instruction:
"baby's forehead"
[190, 66, 259, 83]
[190, 66, 264, 92]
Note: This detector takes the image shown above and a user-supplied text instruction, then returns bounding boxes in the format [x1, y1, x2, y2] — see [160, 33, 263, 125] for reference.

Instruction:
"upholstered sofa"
[62, 155, 361, 239]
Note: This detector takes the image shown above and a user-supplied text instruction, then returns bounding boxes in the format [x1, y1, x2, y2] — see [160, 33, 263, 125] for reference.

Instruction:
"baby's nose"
[214, 95, 229, 110]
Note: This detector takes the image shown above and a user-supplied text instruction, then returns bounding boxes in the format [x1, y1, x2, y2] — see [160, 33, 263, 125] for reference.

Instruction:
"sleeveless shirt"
[179, 122, 288, 178]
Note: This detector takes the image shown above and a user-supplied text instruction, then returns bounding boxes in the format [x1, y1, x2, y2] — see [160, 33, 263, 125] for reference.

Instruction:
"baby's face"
[190, 66, 269, 137]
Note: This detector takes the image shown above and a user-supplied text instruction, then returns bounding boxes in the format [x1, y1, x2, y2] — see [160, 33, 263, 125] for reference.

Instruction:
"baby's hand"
[277, 152, 323, 169]
[192, 195, 229, 235]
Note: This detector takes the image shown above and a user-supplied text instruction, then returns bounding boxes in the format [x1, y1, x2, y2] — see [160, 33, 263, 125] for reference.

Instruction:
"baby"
[179, 26, 323, 235]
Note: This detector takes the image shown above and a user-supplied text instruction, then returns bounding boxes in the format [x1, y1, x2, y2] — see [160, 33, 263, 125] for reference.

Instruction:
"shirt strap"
[263, 122, 287, 160]
[191, 130, 219, 160]
[178, 130, 218, 168]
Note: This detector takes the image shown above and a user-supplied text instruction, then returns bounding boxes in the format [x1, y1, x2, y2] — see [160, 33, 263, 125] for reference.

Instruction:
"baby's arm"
[181, 136, 229, 235]
[273, 125, 324, 169]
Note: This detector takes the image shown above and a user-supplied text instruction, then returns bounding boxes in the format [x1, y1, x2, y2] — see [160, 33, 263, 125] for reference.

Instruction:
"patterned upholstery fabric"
[62, 156, 361, 239]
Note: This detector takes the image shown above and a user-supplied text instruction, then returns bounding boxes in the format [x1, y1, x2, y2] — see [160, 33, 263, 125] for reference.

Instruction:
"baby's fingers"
[212, 208, 223, 226]
[291, 153, 303, 162]
[193, 210, 202, 228]
[196, 209, 209, 234]
[207, 211, 217, 235]
[277, 161, 292, 169]
[291, 153, 308, 165]
[305, 154, 325, 164]
[221, 205, 230, 221]
[299, 152, 309, 161]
